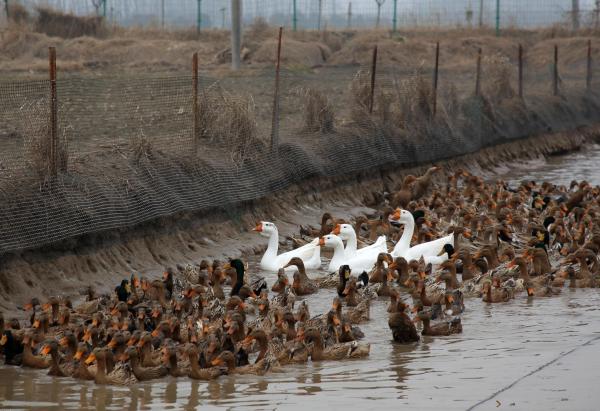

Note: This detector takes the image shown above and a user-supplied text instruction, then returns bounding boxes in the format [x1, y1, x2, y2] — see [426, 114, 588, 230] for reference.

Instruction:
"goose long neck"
[265, 229, 279, 257]
[345, 231, 358, 254]
[394, 218, 414, 255]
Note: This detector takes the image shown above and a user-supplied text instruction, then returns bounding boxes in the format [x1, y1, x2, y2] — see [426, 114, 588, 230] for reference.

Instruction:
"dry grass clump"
[21, 98, 68, 179]
[129, 133, 154, 164]
[35, 7, 106, 39]
[349, 69, 375, 128]
[300, 88, 335, 133]
[198, 87, 263, 166]
[483, 53, 515, 102]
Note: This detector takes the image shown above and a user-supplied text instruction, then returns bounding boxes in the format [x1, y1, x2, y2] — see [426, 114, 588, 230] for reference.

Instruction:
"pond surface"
[2, 146, 600, 410]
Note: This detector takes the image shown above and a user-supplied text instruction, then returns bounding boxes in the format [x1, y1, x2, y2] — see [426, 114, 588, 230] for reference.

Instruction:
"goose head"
[318, 234, 344, 249]
[388, 208, 413, 227]
[332, 223, 355, 240]
[253, 221, 277, 238]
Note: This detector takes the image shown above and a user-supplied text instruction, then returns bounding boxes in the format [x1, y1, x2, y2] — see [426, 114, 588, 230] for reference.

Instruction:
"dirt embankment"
[0, 127, 592, 317]
[1, 21, 599, 76]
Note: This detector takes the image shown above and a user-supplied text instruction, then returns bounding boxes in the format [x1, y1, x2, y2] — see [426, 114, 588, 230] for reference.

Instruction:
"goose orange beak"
[332, 224, 341, 235]
[40, 345, 52, 356]
[0, 335, 7, 346]
[527, 287, 534, 296]
[211, 358, 223, 366]
[318, 237, 325, 247]
[391, 209, 401, 220]
[74, 350, 84, 360]
[253, 224, 263, 232]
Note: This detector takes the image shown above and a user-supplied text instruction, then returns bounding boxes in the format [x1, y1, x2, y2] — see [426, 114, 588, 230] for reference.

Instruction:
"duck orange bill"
[59, 337, 69, 347]
[137, 340, 146, 348]
[332, 224, 341, 235]
[527, 288, 534, 296]
[447, 295, 455, 303]
[211, 358, 223, 366]
[463, 230, 472, 238]
[253, 224, 263, 232]
[332, 315, 341, 326]
[23, 303, 33, 310]
[84, 354, 96, 365]
[107, 339, 118, 349]
[258, 304, 266, 311]
[74, 351, 84, 360]
[403, 279, 411, 287]
[318, 237, 325, 246]
[32, 320, 41, 329]
[419, 272, 426, 279]
[242, 336, 254, 345]
[151, 329, 161, 338]
[0, 335, 7, 346]
[42, 303, 51, 311]
[507, 261, 516, 268]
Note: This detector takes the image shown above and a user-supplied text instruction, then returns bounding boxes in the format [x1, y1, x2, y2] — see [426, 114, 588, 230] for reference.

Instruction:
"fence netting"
[0, 39, 599, 254]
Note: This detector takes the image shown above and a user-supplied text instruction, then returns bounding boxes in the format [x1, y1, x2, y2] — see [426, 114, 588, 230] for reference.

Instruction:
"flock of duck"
[1, 166, 599, 386]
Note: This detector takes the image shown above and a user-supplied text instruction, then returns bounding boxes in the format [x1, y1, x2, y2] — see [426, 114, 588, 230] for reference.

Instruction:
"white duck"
[332, 223, 387, 257]
[254, 221, 321, 272]
[319, 234, 380, 273]
[388, 209, 454, 261]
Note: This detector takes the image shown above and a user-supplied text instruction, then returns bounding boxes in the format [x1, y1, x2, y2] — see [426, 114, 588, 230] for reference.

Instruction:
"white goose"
[388, 209, 454, 261]
[254, 221, 321, 272]
[319, 234, 380, 273]
[332, 223, 387, 257]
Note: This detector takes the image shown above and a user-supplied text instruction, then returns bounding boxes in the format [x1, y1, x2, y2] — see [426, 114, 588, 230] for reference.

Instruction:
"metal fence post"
[392, 0, 398, 33]
[432, 42, 440, 117]
[231, 0, 241, 70]
[495, 0, 500, 36]
[196, 0, 202, 33]
[518, 44, 524, 98]
[192, 52, 199, 155]
[475, 48, 482, 96]
[270, 27, 283, 152]
[347, 2, 352, 29]
[369, 45, 378, 114]
[587, 39, 592, 91]
[4, 0, 9, 21]
[292, 0, 297, 31]
[553, 44, 559, 96]
[49, 47, 57, 177]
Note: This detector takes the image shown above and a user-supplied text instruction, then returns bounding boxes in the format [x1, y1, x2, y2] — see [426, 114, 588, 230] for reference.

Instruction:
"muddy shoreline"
[0, 127, 596, 316]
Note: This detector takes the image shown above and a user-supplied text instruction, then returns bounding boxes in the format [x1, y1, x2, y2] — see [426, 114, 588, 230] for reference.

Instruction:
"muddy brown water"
[2, 146, 600, 410]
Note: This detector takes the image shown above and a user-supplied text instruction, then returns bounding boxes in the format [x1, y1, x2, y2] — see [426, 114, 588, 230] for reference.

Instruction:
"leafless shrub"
[35, 7, 106, 38]
[301, 88, 335, 133]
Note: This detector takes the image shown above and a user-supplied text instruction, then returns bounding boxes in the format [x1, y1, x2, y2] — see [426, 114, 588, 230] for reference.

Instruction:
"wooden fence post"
[270, 27, 283, 152]
[49, 46, 57, 177]
[587, 39, 592, 91]
[192, 52, 199, 155]
[432, 41, 440, 117]
[475, 48, 482, 96]
[518, 44, 524, 98]
[553, 44, 559, 96]
[369, 45, 378, 114]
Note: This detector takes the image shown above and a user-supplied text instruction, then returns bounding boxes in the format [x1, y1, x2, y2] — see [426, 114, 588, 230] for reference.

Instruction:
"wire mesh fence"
[7, 0, 600, 31]
[0, 33, 599, 254]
